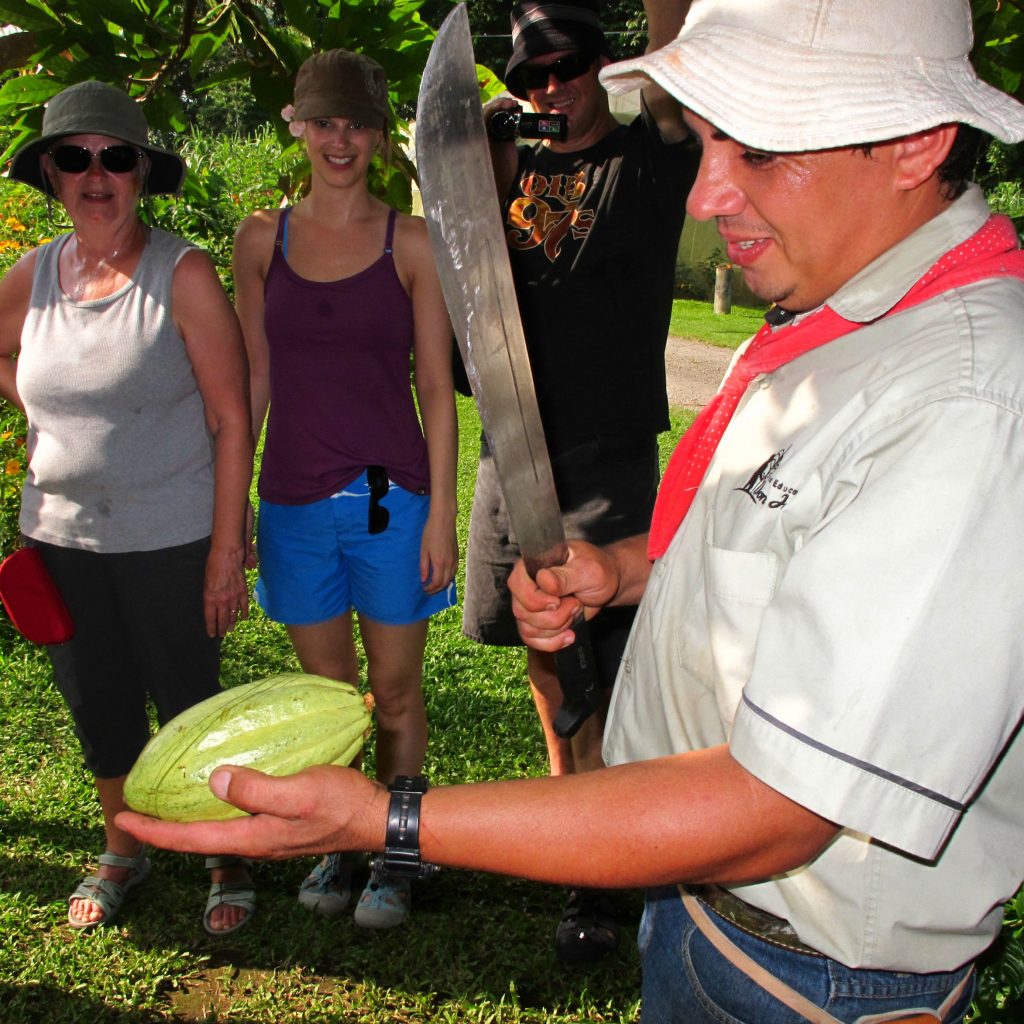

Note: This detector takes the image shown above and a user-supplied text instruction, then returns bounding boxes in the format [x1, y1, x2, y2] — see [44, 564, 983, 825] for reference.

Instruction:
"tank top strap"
[275, 207, 290, 258]
[383, 208, 397, 256]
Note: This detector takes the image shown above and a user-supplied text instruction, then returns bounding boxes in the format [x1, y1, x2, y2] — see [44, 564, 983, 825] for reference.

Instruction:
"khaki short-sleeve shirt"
[604, 186, 1024, 972]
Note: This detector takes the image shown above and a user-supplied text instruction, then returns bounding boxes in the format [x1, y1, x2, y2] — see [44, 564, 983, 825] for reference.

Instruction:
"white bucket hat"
[599, 0, 1024, 152]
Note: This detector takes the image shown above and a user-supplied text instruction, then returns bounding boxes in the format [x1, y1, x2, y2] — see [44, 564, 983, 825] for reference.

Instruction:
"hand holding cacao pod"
[124, 673, 374, 822]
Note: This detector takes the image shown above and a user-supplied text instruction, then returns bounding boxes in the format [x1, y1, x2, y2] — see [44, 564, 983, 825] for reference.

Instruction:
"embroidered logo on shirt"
[735, 449, 799, 509]
[506, 170, 596, 262]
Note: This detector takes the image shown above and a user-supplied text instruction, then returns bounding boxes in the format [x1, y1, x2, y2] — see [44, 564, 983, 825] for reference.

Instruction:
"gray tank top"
[18, 228, 215, 552]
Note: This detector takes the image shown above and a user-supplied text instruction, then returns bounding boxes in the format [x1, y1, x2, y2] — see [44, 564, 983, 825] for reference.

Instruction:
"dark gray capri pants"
[34, 537, 221, 778]
[463, 433, 659, 687]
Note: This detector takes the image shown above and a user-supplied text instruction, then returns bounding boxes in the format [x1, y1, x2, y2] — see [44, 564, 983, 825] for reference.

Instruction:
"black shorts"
[462, 433, 658, 686]
[35, 538, 221, 778]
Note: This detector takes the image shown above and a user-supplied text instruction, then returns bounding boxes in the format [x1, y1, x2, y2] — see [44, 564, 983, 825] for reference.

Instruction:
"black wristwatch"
[371, 775, 440, 880]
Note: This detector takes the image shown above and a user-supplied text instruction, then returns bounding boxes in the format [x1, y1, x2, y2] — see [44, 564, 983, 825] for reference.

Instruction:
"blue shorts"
[255, 470, 457, 627]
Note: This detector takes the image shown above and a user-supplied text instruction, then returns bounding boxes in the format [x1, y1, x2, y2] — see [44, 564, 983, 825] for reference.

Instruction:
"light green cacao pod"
[124, 673, 373, 822]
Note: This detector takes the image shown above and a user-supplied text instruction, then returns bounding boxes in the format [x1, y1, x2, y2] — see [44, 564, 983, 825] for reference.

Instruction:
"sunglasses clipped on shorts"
[366, 465, 390, 535]
[49, 144, 142, 175]
[518, 50, 595, 92]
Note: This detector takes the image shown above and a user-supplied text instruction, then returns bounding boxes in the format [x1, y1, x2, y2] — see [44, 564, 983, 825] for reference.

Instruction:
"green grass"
[3, 387, 1023, 1024]
[0, 397, 693, 1024]
[668, 298, 766, 349]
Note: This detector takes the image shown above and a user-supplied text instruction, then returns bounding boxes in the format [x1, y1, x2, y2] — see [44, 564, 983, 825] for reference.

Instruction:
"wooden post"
[714, 264, 732, 314]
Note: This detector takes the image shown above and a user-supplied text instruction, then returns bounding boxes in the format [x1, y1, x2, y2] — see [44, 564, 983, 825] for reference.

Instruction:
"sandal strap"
[203, 879, 257, 935]
[71, 873, 128, 916]
[205, 855, 251, 870]
[207, 881, 257, 911]
[98, 847, 148, 870]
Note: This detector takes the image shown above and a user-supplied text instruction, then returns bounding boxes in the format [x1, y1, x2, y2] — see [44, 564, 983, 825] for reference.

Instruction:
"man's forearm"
[639, 0, 691, 141]
[644, 0, 693, 52]
[117, 745, 837, 892]
[420, 745, 838, 888]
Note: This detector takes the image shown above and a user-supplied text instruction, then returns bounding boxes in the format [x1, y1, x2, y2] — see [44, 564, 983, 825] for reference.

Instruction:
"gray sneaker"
[297, 853, 353, 917]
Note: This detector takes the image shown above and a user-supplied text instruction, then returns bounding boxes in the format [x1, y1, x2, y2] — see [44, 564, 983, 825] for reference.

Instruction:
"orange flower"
[5, 459, 22, 475]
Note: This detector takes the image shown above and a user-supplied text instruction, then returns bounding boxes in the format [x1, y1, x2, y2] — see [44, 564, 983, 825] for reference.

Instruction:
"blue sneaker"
[353, 866, 410, 929]
[297, 853, 353, 917]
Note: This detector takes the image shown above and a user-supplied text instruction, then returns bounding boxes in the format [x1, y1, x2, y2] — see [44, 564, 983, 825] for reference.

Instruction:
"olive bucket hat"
[9, 80, 186, 196]
[289, 49, 391, 129]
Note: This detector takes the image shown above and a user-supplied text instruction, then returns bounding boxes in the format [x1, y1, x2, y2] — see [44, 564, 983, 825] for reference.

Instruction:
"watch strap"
[375, 775, 440, 879]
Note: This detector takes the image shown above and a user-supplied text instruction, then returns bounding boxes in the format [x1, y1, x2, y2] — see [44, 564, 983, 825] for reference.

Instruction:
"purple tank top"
[259, 208, 431, 504]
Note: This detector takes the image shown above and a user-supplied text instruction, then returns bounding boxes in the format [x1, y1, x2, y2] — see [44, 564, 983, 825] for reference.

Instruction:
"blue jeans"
[638, 887, 975, 1024]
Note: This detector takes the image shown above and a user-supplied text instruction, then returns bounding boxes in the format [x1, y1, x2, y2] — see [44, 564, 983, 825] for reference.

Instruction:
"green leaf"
[0, 73, 63, 110]
[0, 123, 39, 165]
[87, 0, 155, 36]
[277, 0, 320, 39]
[0, 0, 63, 33]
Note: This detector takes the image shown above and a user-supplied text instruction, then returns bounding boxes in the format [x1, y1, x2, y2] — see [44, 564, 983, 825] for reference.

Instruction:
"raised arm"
[640, 0, 692, 142]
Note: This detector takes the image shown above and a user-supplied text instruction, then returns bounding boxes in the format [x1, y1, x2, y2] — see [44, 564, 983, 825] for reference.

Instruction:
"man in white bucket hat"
[121, 0, 1024, 1019]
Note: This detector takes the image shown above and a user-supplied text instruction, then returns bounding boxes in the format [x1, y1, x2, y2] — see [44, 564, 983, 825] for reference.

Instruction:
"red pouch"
[0, 546, 74, 645]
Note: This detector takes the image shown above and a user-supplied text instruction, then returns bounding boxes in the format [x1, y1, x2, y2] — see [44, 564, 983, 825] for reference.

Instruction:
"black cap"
[504, 1, 611, 99]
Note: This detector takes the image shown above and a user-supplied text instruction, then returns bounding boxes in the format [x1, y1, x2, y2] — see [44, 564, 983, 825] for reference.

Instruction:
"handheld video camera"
[487, 107, 568, 143]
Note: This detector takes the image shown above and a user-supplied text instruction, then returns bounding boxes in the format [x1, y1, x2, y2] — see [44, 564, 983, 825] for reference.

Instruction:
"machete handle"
[551, 612, 601, 739]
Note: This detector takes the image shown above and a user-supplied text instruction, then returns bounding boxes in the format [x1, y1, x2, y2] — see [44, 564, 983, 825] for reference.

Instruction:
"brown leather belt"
[687, 884, 824, 956]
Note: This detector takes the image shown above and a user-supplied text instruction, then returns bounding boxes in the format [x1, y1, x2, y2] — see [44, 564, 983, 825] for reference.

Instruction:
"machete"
[416, 3, 600, 738]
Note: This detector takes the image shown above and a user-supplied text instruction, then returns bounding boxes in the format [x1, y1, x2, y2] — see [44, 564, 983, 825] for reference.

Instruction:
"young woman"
[232, 50, 458, 929]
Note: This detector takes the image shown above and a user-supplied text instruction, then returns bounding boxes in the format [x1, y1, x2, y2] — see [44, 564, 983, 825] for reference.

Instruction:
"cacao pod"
[124, 673, 373, 822]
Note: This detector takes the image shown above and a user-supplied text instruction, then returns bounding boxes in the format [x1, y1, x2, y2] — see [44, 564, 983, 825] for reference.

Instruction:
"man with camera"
[461, 0, 698, 965]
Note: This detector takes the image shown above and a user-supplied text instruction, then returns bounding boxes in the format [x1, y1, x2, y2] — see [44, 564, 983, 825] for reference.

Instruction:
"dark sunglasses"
[518, 51, 594, 92]
[49, 144, 141, 175]
[366, 465, 390, 536]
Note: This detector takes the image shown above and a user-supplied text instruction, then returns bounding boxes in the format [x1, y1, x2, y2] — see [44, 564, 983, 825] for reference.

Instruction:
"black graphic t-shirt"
[503, 108, 698, 449]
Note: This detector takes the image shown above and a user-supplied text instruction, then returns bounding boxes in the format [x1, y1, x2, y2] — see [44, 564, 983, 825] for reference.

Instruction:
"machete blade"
[417, 4, 599, 737]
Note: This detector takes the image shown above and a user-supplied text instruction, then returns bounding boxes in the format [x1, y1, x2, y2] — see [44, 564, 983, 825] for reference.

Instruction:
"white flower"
[281, 104, 305, 138]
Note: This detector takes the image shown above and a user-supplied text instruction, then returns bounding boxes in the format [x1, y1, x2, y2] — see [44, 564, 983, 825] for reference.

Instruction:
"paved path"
[665, 335, 733, 410]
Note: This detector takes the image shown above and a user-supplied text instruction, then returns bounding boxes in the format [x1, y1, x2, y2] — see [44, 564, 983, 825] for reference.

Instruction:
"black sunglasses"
[366, 465, 390, 535]
[518, 51, 595, 92]
[49, 144, 141, 175]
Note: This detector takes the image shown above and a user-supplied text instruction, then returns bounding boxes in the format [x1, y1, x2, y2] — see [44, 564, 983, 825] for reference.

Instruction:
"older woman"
[0, 81, 255, 934]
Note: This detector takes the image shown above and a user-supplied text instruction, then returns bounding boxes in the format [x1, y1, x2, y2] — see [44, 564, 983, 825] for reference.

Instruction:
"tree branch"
[996, 0, 1024, 17]
[140, 0, 199, 102]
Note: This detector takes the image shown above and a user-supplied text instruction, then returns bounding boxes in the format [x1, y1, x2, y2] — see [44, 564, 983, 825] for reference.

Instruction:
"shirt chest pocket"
[701, 539, 779, 730]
